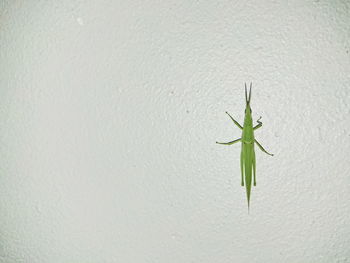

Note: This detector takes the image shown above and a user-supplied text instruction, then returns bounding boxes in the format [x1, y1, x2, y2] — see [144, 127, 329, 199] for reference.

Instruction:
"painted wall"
[1, 1, 350, 262]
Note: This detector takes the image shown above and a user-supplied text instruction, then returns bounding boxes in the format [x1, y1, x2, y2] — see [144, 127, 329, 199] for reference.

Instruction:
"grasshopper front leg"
[225, 112, 243, 130]
[253, 116, 262, 130]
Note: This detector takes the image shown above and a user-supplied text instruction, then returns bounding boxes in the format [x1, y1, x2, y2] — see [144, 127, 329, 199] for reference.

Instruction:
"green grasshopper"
[216, 83, 273, 209]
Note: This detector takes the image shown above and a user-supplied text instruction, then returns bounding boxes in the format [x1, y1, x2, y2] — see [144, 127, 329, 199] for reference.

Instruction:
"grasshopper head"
[244, 82, 252, 116]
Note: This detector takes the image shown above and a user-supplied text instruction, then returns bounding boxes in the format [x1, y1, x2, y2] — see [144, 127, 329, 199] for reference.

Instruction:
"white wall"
[1, 1, 350, 262]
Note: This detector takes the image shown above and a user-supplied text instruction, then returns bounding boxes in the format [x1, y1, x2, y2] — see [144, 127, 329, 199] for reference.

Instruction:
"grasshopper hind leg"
[240, 150, 244, 186]
[253, 150, 256, 186]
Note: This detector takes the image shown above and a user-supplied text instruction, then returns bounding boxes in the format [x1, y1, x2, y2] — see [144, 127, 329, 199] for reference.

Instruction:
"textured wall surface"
[1, 1, 350, 262]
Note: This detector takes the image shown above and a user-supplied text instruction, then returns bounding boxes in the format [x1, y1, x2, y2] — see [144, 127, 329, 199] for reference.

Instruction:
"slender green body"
[241, 100, 255, 208]
[216, 83, 273, 209]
